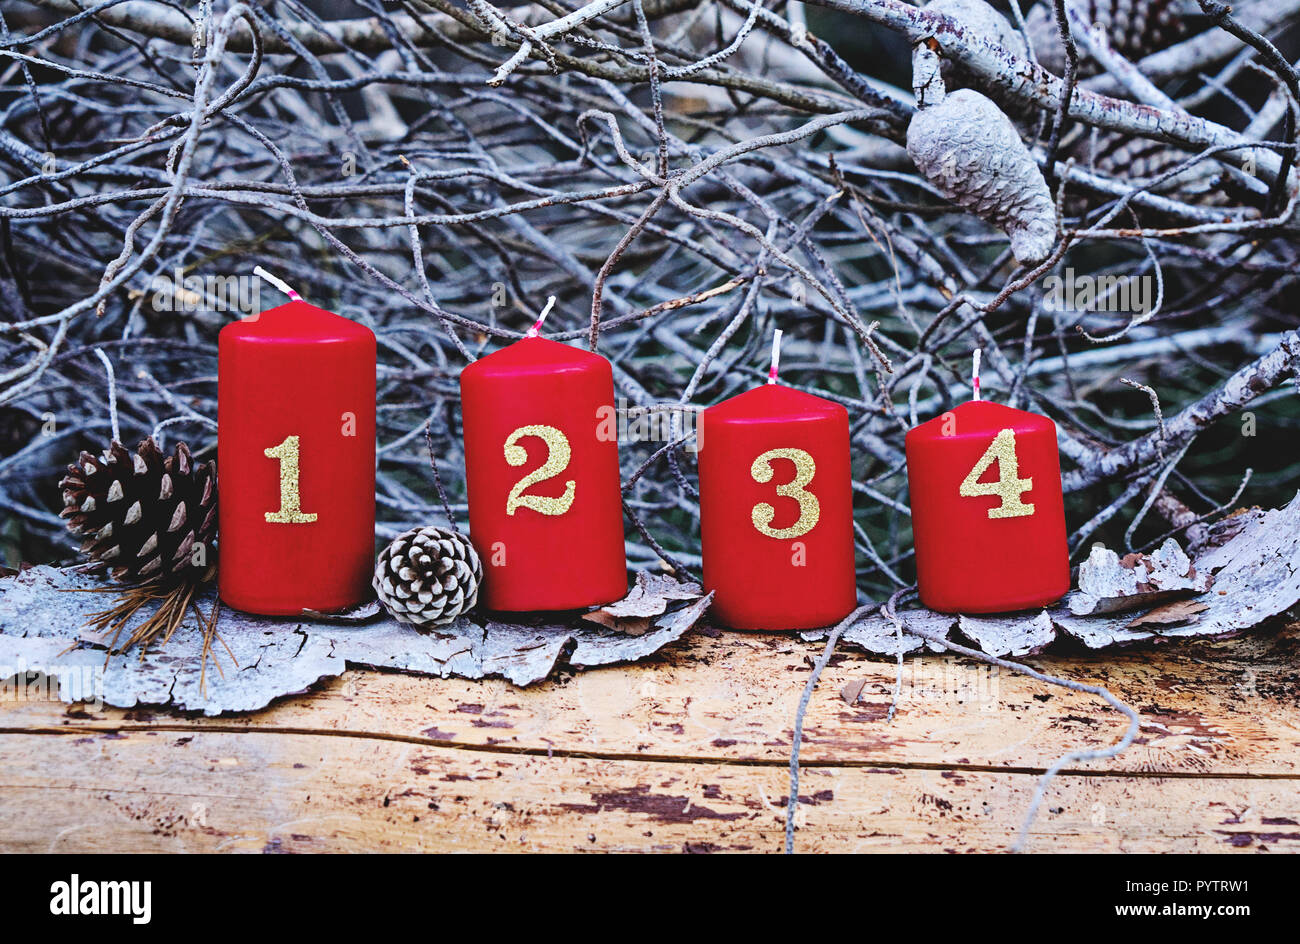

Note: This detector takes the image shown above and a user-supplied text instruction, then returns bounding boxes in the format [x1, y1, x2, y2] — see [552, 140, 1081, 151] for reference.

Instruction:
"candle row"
[217, 296, 1069, 627]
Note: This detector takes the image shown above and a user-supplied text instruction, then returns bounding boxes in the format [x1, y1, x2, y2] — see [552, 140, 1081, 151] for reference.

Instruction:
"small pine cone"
[59, 438, 217, 582]
[373, 526, 483, 627]
[907, 74, 1057, 265]
[1026, 0, 1189, 76]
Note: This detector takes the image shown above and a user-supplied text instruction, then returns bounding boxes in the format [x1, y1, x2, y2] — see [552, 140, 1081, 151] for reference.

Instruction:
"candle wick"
[253, 266, 303, 302]
[525, 295, 557, 338]
[768, 328, 783, 384]
[972, 347, 982, 401]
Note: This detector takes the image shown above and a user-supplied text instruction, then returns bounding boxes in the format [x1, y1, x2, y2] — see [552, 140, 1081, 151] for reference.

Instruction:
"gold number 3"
[959, 428, 1035, 519]
[750, 447, 819, 539]
[504, 425, 576, 516]
[264, 435, 318, 524]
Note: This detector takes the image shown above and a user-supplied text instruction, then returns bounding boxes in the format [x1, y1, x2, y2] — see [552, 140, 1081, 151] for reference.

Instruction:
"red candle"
[699, 336, 857, 629]
[218, 280, 375, 615]
[459, 311, 627, 611]
[905, 366, 1069, 613]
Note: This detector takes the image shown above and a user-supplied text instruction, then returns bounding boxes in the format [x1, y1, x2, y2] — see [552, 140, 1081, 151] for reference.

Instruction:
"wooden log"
[2, 624, 1298, 851]
[0, 729, 1296, 853]
[3, 625, 1297, 773]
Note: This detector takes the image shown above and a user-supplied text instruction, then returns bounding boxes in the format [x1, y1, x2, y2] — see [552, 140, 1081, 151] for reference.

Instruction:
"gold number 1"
[264, 435, 318, 524]
[959, 428, 1034, 519]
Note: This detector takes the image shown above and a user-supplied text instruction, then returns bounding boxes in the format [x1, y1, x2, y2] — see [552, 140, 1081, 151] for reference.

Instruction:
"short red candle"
[218, 301, 376, 614]
[699, 384, 857, 630]
[459, 336, 627, 611]
[905, 399, 1069, 613]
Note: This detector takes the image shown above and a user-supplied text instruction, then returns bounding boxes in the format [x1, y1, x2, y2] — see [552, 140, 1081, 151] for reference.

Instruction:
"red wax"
[905, 399, 1069, 613]
[460, 336, 627, 610]
[218, 301, 376, 614]
[699, 384, 857, 630]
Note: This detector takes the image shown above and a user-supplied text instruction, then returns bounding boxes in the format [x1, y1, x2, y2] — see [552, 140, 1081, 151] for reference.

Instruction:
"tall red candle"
[905, 396, 1069, 613]
[218, 296, 376, 615]
[459, 330, 627, 611]
[699, 378, 857, 630]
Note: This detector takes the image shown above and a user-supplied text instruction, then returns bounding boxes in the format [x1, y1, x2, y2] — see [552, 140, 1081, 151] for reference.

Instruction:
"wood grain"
[2, 623, 1299, 852]
[2, 730, 1297, 853]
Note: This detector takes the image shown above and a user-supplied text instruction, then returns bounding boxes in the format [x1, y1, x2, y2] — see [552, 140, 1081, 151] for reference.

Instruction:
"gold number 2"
[504, 424, 576, 516]
[750, 447, 819, 539]
[959, 428, 1035, 519]
[264, 435, 318, 524]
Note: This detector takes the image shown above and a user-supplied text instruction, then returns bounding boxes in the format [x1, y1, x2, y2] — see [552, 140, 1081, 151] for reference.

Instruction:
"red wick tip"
[525, 296, 557, 338]
[767, 328, 783, 384]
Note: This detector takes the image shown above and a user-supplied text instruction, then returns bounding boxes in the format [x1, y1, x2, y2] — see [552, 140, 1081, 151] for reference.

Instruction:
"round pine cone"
[59, 438, 217, 582]
[373, 526, 483, 627]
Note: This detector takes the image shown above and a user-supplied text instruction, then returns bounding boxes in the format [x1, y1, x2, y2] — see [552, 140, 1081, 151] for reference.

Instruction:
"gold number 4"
[750, 447, 820, 539]
[959, 428, 1034, 519]
[264, 435, 318, 524]
[504, 424, 576, 516]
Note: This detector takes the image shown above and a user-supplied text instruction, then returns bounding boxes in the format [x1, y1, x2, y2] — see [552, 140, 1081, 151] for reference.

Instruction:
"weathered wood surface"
[2, 622, 1299, 852]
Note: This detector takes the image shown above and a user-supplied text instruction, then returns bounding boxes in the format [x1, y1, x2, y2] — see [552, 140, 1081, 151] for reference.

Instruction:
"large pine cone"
[1060, 129, 1237, 217]
[59, 438, 217, 582]
[907, 85, 1057, 265]
[373, 526, 483, 627]
[1026, 0, 1189, 76]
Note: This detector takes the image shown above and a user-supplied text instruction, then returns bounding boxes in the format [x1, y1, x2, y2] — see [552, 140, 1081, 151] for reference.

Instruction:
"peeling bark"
[0, 568, 712, 713]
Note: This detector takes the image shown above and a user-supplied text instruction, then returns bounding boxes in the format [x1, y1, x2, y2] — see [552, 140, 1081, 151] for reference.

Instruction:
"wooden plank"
[3, 623, 1298, 775]
[0, 728, 1296, 853]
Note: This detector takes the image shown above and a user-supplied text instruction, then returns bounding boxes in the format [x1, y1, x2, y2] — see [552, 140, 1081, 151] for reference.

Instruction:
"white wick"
[972, 347, 982, 401]
[525, 295, 557, 338]
[768, 328, 783, 384]
[253, 266, 302, 302]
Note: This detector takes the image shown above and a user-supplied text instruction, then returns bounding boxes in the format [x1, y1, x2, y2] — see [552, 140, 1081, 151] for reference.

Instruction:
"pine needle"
[68, 565, 222, 672]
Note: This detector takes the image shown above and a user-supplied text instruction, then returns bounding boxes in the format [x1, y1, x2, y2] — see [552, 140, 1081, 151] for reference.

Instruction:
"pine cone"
[907, 49, 1057, 266]
[373, 526, 483, 627]
[1026, 0, 1189, 76]
[1061, 130, 1236, 217]
[59, 438, 217, 582]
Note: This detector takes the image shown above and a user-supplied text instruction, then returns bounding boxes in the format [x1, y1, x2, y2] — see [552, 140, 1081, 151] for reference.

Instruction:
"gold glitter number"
[504, 424, 576, 516]
[959, 428, 1035, 519]
[750, 447, 819, 539]
[264, 435, 318, 524]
